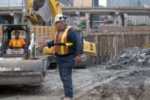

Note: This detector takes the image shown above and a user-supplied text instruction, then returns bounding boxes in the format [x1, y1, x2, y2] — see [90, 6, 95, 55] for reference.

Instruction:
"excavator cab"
[1, 25, 30, 58]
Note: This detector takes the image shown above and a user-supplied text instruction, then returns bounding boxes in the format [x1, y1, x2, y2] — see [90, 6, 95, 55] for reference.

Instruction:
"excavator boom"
[24, 0, 62, 24]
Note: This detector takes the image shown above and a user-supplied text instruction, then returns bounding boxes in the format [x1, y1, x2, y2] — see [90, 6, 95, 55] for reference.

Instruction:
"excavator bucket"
[25, 0, 51, 24]
[0, 60, 44, 85]
[33, 0, 46, 11]
[25, 0, 62, 24]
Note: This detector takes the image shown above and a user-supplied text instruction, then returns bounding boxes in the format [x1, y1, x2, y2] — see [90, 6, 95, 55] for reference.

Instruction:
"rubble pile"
[104, 47, 150, 70]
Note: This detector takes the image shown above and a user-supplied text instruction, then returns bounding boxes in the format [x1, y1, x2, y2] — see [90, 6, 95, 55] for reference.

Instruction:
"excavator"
[0, 0, 96, 86]
[24, 0, 96, 69]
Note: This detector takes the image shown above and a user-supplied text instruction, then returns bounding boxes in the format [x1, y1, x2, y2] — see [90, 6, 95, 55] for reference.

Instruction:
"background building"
[107, 0, 150, 8]
[59, 0, 73, 7]
[107, 0, 150, 25]
[73, 0, 92, 7]
[92, 0, 100, 21]
[93, 0, 99, 7]
[73, 0, 100, 24]
[73, 0, 100, 7]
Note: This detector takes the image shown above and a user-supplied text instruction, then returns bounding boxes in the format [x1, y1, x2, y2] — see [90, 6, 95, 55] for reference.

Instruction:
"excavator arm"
[48, 0, 62, 20]
[24, 0, 62, 24]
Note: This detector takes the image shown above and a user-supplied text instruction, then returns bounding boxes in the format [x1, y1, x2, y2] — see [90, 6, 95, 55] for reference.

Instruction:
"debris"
[104, 47, 150, 70]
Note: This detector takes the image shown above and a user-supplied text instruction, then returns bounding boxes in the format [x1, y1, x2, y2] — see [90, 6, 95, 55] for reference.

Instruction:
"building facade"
[73, 0, 92, 7]
[73, 0, 100, 7]
[59, 0, 73, 7]
[107, 0, 150, 8]
[107, 0, 150, 25]
[93, 0, 99, 7]
[93, 0, 100, 21]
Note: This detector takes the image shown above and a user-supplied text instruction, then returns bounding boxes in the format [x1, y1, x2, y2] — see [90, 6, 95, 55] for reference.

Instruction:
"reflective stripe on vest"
[13, 41, 21, 47]
[61, 26, 72, 55]
[65, 42, 73, 46]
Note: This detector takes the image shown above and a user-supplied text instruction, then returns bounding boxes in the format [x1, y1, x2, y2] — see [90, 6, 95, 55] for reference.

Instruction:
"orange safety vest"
[9, 38, 25, 50]
[53, 26, 73, 55]
[13, 41, 21, 47]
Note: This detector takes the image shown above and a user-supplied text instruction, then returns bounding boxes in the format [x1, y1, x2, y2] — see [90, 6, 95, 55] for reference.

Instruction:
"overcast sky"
[99, 0, 107, 7]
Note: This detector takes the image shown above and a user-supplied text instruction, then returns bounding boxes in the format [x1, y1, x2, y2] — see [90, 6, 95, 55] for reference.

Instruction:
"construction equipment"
[24, 0, 96, 68]
[25, 0, 62, 25]
[143, 42, 150, 48]
[0, 24, 47, 85]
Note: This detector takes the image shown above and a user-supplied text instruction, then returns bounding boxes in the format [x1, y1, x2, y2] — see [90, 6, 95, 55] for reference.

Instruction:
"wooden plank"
[86, 31, 150, 64]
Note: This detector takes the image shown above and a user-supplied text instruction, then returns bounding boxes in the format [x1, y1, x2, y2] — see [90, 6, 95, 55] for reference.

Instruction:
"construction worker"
[8, 31, 26, 54]
[38, 14, 83, 100]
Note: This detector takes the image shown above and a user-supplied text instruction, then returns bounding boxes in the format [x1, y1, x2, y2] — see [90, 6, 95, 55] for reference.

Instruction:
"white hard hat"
[54, 14, 67, 22]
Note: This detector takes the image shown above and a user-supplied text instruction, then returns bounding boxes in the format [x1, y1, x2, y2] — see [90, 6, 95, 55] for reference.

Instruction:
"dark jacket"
[47, 25, 83, 62]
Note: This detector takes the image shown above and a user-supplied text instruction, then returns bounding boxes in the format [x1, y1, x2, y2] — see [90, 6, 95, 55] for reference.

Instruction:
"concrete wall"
[86, 31, 150, 64]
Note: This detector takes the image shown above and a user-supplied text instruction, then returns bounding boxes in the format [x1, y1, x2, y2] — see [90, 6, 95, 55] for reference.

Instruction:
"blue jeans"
[58, 60, 75, 98]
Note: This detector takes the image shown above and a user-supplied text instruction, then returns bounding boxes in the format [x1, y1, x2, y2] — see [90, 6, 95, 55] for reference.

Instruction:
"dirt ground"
[1, 47, 150, 100]
[1, 67, 150, 100]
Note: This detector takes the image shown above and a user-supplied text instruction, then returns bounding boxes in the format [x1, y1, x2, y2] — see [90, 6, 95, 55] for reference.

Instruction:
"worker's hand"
[74, 54, 81, 64]
[38, 41, 47, 47]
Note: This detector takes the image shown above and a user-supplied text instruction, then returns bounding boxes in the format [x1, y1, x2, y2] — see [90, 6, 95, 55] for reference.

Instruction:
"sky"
[99, 0, 107, 7]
